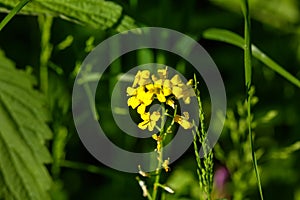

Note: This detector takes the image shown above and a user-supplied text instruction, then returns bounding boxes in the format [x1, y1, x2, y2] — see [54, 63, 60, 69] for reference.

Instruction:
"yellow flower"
[127, 68, 196, 131]
[171, 75, 195, 104]
[145, 83, 166, 102]
[150, 67, 172, 98]
[127, 86, 153, 114]
[174, 112, 193, 129]
[151, 66, 168, 82]
[138, 111, 161, 131]
[132, 70, 152, 87]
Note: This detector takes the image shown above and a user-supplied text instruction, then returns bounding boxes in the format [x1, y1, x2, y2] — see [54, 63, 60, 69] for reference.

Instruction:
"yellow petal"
[138, 70, 151, 86]
[151, 74, 158, 82]
[180, 119, 193, 129]
[163, 80, 172, 96]
[163, 87, 172, 96]
[150, 111, 161, 122]
[145, 83, 154, 91]
[137, 104, 146, 114]
[182, 112, 190, 119]
[157, 67, 167, 79]
[154, 79, 163, 86]
[138, 121, 149, 130]
[141, 70, 150, 79]
[162, 159, 170, 172]
[133, 70, 141, 87]
[187, 79, 193, 86]
[152, 134, 158, 140]
[148, 121, 156, 131]
[128, 96, 140, 108]
[174, 113, 192, 129]
[174, 115, 181, 123]
[140, 111, 150, 121]
[183, 96, 191, 104]
[172, 86, 183, 99]
[166, 99, 175, 108]
[126, 87, 136, 96]
[136, 86, 146, 94]
[137, 87, 153, 101]
[156, 91, 166, 102]
[143, 97, 153, 106]
[171, 74, 183, 86]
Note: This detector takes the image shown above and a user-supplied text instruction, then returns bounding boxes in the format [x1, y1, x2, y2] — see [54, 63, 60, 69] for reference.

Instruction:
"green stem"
[38, 15, 53, 94]
[61, 160, 119, 179]
[193, 76, 213, 200]
[202, 28, 300, 89]
[241, 0, 264, 199]
[192, 129, 203, 200]
[152, 104, 166, 200]
[0, 0, 31, 31]
[152, 153, 162, 200]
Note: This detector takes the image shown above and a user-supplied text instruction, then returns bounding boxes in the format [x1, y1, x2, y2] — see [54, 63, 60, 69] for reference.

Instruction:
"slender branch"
[241, 0, 264, 199]
[61, 160, 119, 179]
[38, 15, 53, 94]
[0, 0, 31, 31]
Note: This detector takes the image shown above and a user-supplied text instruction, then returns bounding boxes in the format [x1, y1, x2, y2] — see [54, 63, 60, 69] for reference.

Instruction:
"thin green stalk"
[202, 29, 300, 88]
[152, 104, 166, 200]
[136, 176, 153, 200]
[241, 0, 264, 199]
[193, 75, 213, 200]
[152, 151, 163, 200]
[0, 0, 31, 31]
[61, 160, 120, 179]
[38, 15, 53, 94]
[192, 129, 203, 200]
[83, 83, 99, 120]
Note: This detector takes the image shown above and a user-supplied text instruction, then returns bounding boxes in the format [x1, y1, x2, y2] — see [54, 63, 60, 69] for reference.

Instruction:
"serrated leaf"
[0, 50, 52, 200]
[0, 0, 137, 31]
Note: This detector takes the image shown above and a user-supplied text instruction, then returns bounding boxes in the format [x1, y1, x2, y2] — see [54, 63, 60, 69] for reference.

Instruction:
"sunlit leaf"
[0, 50, 52, 200]
[0, 0, 137, 31]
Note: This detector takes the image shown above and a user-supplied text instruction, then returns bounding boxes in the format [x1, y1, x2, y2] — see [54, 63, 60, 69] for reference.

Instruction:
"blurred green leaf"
[203, 28, 300, 88]
[165, 167, 200, 199]
[0, 0, 137, 31]
[0, 50, 53, 200]
[210, 0, 300, 32]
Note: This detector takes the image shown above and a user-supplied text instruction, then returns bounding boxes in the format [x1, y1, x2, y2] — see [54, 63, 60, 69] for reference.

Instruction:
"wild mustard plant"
[127, 68, 216, 200]
[126, 67, 195, 200]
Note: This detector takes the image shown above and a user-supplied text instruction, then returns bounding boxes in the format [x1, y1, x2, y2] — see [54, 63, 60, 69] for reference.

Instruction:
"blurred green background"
[0, 0, 300, 199]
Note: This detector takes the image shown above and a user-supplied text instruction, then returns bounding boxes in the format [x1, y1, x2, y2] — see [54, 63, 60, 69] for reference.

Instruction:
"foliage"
[0, 0, 137, 32]
[0, 50, 52, 200]
[0, 0, 300, 200]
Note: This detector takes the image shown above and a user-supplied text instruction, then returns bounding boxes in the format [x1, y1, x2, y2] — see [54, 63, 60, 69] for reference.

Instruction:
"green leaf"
[0, 50, 52, 200]
[0, 0, 137, 31]
[202, 28, 300, 88]
[209, 0, 300, 32]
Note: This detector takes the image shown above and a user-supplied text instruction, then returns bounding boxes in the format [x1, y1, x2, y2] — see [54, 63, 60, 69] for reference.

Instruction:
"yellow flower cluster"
[127, 67, 195, 131]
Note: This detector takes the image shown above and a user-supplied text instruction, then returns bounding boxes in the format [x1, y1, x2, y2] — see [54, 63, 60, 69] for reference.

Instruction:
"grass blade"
[241, 0, 264, 199]
[0, 0, 31, 31]
[203, 28, 300, 88]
